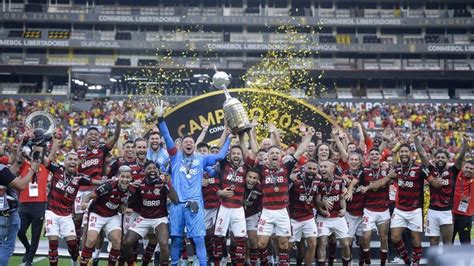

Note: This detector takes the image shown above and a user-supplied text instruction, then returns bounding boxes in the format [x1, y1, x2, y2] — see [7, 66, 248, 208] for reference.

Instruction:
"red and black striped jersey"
[359, 167, 389, 212]
[117, 159, 148, 212]
[428, 164, 459, 211]
[135, 176, 170, 219]
[316, 176, 345, 218]
[107, 157, 135, 179]
[393, 163, 428, 211]
[46, 162, 91, 216]
[345, 168, 365, 216]
[89, 180, 131, 217]
[202, 170, 220, 209]
[259, 156, 297, 210]
[123, 160, 147, 182]
[219, 157, 253, 208]
[289, 174, 319, 221]
[77, 144, 110, 191]
[244, 184, 262, 217]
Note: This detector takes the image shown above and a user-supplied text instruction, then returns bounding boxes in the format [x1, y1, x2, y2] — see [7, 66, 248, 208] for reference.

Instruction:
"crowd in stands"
[1, 98, 471, 156]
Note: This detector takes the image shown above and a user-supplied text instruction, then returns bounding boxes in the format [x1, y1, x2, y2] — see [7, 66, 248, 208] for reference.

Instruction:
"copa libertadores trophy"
[213, 70, 252, 134]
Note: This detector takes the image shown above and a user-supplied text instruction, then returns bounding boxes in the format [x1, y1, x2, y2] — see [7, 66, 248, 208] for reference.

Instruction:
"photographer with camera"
[16, 128, 51, 266]
[0, 146, 39, 265]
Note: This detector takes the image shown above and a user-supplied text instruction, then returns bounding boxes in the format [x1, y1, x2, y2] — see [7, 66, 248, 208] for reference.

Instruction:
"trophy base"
[233, 124, 253, 135]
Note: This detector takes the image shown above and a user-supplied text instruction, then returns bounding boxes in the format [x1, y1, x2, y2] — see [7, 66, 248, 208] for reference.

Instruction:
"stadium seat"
[383, 88, 406, 99]
[455, 89, 474, 99]
[428, 89, 450, 100]
[23, 30, 41, 39]
[48, 31, 71, 39]
[411, 89, 430, 99]
[336, 88, 353, 99]
[8, 30, 24, 38]
[366, 88, 384, 99]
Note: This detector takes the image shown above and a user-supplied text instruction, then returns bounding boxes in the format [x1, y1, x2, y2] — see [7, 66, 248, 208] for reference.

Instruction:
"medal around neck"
[213, 70, 252, 135]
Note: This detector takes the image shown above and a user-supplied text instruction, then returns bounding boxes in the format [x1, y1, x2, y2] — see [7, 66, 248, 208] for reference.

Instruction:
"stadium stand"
[0, 0, 471, 102]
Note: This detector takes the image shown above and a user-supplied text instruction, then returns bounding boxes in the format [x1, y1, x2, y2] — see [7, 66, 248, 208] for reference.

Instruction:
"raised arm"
[413, 130, 430, 167]
[355, 122, 367, 153]
[294, 127, 315, 160]
[203, 135, 231, 167]
[332, 127, 348, 162]
[155, 101, 176, 154]
[239, 133, 251, 160]
[45, 130, 61, 166]
[454, 134, 470, 170]
[268, 123, 282, 148]
[71, 124, 80, 151]
[218, 125, 230, 148]
[106, 114, 123, 150]
[195, 123, 209, 146]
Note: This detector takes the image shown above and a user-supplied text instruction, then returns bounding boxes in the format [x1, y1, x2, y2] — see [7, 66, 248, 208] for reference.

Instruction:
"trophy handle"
[222, 86, 232, 100]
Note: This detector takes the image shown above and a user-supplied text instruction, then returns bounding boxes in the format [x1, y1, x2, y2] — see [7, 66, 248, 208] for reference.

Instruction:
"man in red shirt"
[71, 115, 122, 244]
[367, 143, 441, 266]
[43, 133, 101, 266]
[79, 165, 132, 266]
[243, 167, 262, 266]
[213, 144, 254, 266]
[315, 161, 352, 266]
[122, 161, 178, 266]
[288, 160, 319, 266]
[420, 135, 469, 246]
[452, 159, 474, 244]
[347, 148, 390, 266]
[256, 127, 314, 266]
[17, 147, 48, 266]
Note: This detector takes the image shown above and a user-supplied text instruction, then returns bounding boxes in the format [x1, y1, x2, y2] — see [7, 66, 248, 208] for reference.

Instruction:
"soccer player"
[288, 159, 319, 266]
[243, 167, 262, 266]
[418, 134, 469, 245]
[120, 138, 150, 265]
[43, 133, 102, 266]
[315, 161, 352, 266]
[256, 127, 314, 266]
[342, 152, 365, 264]
[213, 143, 254, 266]
[79, 165, 133, 266]
[367, 142, 440, 266]
[71, 114, 122, 244]
[146, 130, 170, 172]
[346, 148, 390, 266]
[155, 100, 231, 266]
[122, 161, 178, 265]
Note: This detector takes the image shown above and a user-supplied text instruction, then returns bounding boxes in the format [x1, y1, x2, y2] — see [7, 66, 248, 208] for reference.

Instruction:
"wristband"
[157, 117, 164, 123]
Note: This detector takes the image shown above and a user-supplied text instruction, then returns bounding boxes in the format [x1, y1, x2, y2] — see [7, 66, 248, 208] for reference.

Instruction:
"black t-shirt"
[0, 164, 16, 186]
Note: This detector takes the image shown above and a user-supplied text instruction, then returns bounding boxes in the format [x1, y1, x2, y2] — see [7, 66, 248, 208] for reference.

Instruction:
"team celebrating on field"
[10, 103, 473, 266]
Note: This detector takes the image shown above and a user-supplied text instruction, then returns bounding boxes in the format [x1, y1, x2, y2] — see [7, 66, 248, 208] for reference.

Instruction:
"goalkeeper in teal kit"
[155, 101, 231, 265]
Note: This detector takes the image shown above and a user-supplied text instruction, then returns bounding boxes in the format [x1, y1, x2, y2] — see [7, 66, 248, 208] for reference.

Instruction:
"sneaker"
[192, 255, 199, 266]
[220, 256, 229, 266]
[389, 257, 402, 263]
[92, 258, 100, 266]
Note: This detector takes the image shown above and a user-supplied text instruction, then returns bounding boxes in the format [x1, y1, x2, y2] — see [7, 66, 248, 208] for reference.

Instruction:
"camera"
[20, 128, 51, 162]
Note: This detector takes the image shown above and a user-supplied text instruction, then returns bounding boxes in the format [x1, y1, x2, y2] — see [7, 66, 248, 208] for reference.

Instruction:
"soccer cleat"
[71, 259, 79, 266]
[92, 258, 100, 266]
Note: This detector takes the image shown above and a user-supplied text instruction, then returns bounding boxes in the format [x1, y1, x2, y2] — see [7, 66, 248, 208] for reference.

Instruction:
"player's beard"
[436, 161, 446, 171]
[305, 172, 316, 179]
